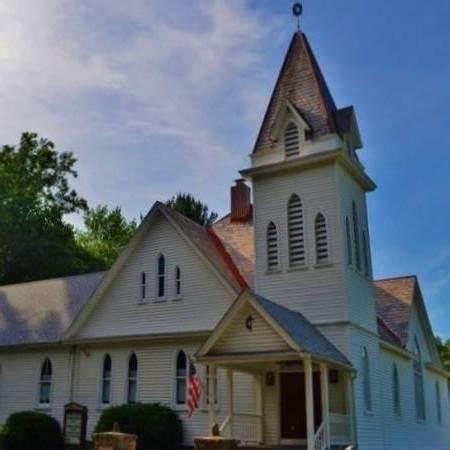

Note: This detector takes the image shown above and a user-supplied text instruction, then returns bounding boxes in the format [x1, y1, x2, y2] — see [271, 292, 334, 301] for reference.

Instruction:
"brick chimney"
[230, 179, 252, 222]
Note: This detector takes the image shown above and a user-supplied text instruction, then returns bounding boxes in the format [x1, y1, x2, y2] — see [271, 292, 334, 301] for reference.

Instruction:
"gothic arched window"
[284, 122, 300, 158]
[288, 194, 305, 267]
[101, 354, 112, 405]
[175, 351, 188, 405]
[39, 358, 52, 405]
[362, 347, 372, 411]
[414, 337, 426, 421]
[127, 353, 138, 403]
[352, 202, 361, 271]
[157, 254, 166, 299]
[315, 213, 329, 263]
[393, 363, 401, 416]
[267, 222, 280, 271]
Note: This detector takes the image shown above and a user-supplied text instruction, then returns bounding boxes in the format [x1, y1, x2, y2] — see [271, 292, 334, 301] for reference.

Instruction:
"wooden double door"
[280, 371, 323, 441]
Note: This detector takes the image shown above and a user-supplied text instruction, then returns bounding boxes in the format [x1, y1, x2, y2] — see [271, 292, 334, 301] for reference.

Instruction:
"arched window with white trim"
[157, 254, 166, 299]
[414, 337, 426, 421]
[393, 363, 401, 416]
[352, 202, 361, 271]
[362, 230, 371, 277]
[345, 216, 353, 265]
[39, 358, 52, 406]
[315, 213, 329, 264]
[175, 266, 182, 298]
[101, 354, 112, 405]
[436, 381, 442, 424]
[267, 222, 279, 271]
[362, 347, 372, 411]
[288, 194, 305, 267]
[127, 353, 138, 403]
[175, 350, 188, 405]
[284, 122, 300, 158]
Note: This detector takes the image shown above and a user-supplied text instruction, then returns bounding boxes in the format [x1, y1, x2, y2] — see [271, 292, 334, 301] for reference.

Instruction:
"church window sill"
[287, 265, 309, 273]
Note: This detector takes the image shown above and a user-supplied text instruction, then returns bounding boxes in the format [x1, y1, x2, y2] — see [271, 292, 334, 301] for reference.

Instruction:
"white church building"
[0, 31, 448, 450]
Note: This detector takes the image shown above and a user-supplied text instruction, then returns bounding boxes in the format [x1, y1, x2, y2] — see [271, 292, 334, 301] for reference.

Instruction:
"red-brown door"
[280, 372, 323, 441]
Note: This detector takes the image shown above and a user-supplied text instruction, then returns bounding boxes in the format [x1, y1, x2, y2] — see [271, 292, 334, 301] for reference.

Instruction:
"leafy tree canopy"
[435, 336, 450, 372]
[166, 193, 218, 227]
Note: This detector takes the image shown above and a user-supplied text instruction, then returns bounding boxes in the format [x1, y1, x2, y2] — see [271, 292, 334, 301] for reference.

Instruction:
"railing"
[219, 413, 263, 444]
[330, 413, 351, 446]
[313, 421, 327, 450]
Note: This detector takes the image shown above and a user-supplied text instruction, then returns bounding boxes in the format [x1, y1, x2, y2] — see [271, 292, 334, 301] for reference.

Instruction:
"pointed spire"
[253, 32, 340, 154]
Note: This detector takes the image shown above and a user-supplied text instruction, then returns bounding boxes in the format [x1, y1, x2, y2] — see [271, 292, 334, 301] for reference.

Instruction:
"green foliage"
[0, 411, 64, 450]
[166, 193, 218, 227]
[0, 132, 92, 284]
[95, 403, 183, 450]
[435, 336, 450, 371]
[76, 205, 137, 268]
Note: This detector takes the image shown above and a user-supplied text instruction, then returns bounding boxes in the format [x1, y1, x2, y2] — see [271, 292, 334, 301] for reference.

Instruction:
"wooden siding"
[76, 214, 235, 339]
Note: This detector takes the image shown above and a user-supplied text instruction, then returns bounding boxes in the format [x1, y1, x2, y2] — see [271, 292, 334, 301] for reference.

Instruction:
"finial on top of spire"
[292, 2, 303, 32]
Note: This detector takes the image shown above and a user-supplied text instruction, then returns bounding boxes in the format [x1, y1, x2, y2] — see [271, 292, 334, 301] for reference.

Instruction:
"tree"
[166, 193, 218, 227]
[76, 205, 137, 268]
[0, 132, 91, 284]
[435, 336, 450, 372]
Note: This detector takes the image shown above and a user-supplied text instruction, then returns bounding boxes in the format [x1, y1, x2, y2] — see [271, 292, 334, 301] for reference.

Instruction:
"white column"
[255, 373, 264, 444]
[345, 371, 357, 448]
[304, 357, 315, 450]
[208, 364, 217, 435]
[320, 363, 330, 449]
[226, 368, 234, 437]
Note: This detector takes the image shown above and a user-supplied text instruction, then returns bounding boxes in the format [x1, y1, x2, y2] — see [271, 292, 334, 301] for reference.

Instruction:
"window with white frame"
[414, 337, 426, 421]
[362, 230, 371, 277]
[39, 358, 52, 406]
[315, 213, 329, 264]
[288, 194, 305, 267]
[140, 272, 146, 301]
[157, 254, 166, 299]
[436, 381, 442, 424]
[266, 222, 279, 271]
[284, 122, 300, 158]
[175, 266, 182, 298]
[393, 363, 401, 416]
[345, 216, 353, 265]
[362, 347, 372, 411]
[127, 353, 138, 403]
[352, 202, 362, 270]
[101, 354, 112, 405]
[175, 351, 187, 405]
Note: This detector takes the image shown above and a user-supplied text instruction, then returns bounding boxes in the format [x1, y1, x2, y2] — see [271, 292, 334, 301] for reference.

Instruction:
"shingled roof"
[253, 32, 352, 154]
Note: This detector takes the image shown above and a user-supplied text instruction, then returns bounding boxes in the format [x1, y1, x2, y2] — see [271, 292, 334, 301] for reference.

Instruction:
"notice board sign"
[63, 402, 88, 450]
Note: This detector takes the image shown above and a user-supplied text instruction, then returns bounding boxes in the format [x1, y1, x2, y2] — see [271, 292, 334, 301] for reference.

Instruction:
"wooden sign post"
[63, 402, 88, 450]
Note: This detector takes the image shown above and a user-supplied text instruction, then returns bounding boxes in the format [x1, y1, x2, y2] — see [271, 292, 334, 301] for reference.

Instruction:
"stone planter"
[94, 431, 137, 450]
[194, 437, 239, 450]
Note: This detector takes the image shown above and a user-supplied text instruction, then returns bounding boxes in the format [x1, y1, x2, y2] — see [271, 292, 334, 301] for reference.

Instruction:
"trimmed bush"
[0, 411, 64, 450]
[95, 403, 183, 450]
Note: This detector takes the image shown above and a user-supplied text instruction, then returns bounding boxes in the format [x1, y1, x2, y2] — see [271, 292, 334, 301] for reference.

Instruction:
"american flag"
[187, 359, 203, 417]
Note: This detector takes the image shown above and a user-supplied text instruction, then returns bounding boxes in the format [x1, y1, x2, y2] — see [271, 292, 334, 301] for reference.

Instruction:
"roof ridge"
[374, 275, 417, 283]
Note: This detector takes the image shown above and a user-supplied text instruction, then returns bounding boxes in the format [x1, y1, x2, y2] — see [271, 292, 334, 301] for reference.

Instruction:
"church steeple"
[253, 32, 357, 155]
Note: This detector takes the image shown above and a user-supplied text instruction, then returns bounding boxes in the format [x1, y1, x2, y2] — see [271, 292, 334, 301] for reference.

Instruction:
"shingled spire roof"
[253, 32, 343, 154]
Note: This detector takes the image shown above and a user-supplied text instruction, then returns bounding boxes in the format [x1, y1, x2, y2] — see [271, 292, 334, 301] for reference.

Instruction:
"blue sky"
[1, 1, 449, 337]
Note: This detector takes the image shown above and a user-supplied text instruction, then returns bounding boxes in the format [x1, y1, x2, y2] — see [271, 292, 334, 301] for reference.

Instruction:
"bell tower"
[240, 31, 378, 335]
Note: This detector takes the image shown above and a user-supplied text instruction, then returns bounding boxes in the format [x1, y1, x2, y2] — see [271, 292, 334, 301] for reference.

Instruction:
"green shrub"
[95, 403, 183, 450]
[0, 411, 63, 450]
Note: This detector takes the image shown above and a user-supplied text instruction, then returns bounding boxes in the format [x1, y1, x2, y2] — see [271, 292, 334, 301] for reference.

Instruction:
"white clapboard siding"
[76, 214, 236, 340]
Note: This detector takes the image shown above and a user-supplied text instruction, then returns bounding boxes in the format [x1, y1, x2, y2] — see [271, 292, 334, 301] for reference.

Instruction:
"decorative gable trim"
[271, 99, 311, 142]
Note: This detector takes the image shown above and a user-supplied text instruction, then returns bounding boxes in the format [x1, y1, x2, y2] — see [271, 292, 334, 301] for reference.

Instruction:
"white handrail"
[313, 421, 326, 450]
[219, 414, 231, 437]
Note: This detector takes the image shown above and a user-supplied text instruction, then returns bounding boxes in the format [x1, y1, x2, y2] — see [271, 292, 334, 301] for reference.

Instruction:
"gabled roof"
[0, 272, 105, 347]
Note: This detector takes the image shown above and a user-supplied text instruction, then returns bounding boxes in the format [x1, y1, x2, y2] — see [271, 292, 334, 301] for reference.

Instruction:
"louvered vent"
[288, 194, 305, 267]
[285, 122, 300, 157]
[315, 213, 329, 263]
[267, 222, 279, 271]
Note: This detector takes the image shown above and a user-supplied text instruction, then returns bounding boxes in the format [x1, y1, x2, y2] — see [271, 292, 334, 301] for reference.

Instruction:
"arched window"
[352, 202, 361, 270]
[39, 358, 52, 405]
[285, 122, 300, 158]
[345, 217, 353, 265]
[140, 272, 146, 301]
[288, 194, 305, 267]
[315, 213, 329, 263]
[414, 337, 426, 421]
[175, 266, 182, 297]
[101, 354, 112, 405]
[267, 222, 279, 271]
[157, 254, 166, 299]
[436, 381, 442, 424]
[362, 347, 372, 411]
[362, 230, 371, 277]
[175, 351, 188, 405]
[393, 363, 401, 416]
[127, 353, 138, 403]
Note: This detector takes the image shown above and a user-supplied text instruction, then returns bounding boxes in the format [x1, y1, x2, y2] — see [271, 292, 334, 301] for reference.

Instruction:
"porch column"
[226, 368, 234, 437]
[255, 373, 264, 444]
[320, 363, 331, 449]
[208, 364, 217, 435]
[304, 357, 315, 450]
[345, 371, 357, 448]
